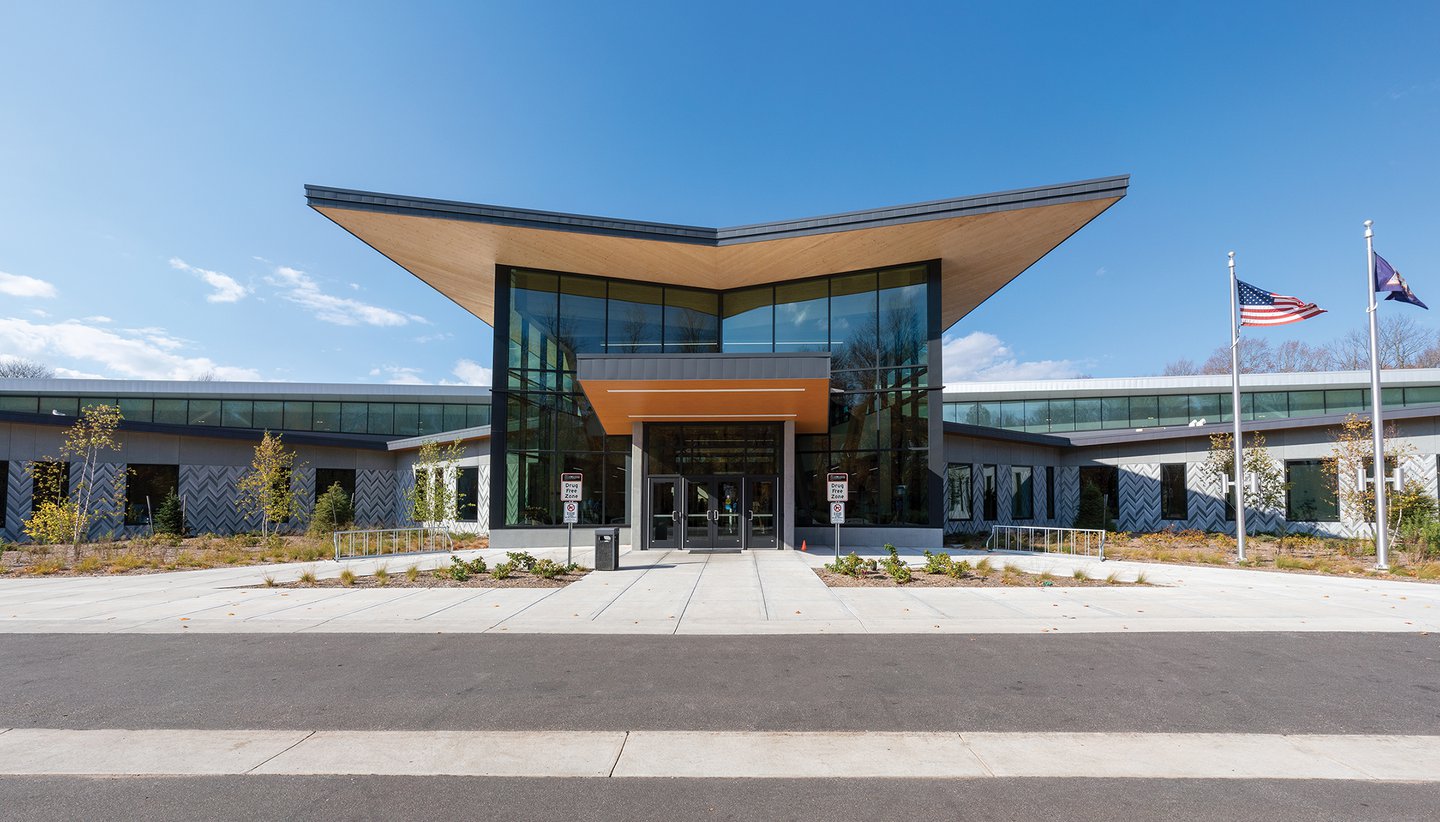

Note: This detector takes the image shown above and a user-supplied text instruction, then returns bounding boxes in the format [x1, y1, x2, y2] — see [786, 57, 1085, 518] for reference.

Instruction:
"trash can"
[595, 527, 620, 571]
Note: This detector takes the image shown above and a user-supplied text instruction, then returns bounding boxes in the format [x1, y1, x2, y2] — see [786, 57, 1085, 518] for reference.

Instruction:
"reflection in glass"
[774, 280, 829, 352]
[607, 281, 663, 353]
[722, 286, 773, 353]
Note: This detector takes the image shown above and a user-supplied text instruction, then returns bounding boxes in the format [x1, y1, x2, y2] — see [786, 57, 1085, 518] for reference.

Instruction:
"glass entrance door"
[647, 478, 680, 550]
[714, 479, 743, 550]
[745, 477, 779, 549]
[683, 479, 714, 551]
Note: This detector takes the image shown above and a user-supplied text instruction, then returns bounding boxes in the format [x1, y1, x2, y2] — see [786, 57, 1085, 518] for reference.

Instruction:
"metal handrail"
[333, 527, 454, 561]
[985, 525, 1107, 560]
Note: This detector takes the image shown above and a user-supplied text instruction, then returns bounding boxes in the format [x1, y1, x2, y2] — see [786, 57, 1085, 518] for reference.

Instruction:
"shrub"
[74, 556, 103, 574]
[531, 558, 564, 579]
[23, 500, 82, 550]
[29, 559, 64, 575]
[107, 552, 146, 573]
[227, 533, 261, 549]
[491, 561, 514, 580]
[444, 556, 471, 582]
[309, 483, 354, 537]
[505, 551, 538, 571]
[152, 490, 186, 536]
[824, 552, 874, 578]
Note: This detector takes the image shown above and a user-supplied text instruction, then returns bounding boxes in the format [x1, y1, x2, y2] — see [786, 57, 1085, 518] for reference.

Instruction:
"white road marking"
[2, 729, 1438, 780]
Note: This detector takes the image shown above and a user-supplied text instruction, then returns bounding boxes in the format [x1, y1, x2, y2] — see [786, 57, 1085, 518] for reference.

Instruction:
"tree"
[309, 482, 354, 536]
[405, 439, 465, 525]
[0, 358, 55, 378]
[152, 489, 186, 536]
[1199, 431, 1286, 534]
[236, 431, 301, 537]
[1161, 357, 1200, 376]
[1074, 480, 1113, 531]
[1325, 315, 1439, 370]
[22, 403, 124, 559]
[1323, 413, 1434, 543]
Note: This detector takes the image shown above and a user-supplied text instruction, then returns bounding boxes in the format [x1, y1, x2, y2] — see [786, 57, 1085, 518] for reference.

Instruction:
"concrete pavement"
[1, 545, 1438, 634]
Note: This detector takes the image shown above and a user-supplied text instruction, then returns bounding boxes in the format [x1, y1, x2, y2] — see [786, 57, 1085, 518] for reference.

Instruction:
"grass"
[339, 569, 357, 587]
[1072, 568, 1089, 581]
[1105, 572, 1120, 584]
[974, 558, 994, 577]
[261, 574, 277, 588]
[405, 564, 420, 583]
[297, 568, 317, 586]
[375, 564, 390, 586]
[1135, 572, 1149, 585]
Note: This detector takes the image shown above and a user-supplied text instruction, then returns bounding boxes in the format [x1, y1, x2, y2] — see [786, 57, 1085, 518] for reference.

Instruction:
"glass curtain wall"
[499, 262, 934, 530]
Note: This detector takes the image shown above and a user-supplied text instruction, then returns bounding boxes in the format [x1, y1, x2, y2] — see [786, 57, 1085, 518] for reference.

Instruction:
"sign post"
[561, 472, 583, 566]
[827, 473, 848, 558]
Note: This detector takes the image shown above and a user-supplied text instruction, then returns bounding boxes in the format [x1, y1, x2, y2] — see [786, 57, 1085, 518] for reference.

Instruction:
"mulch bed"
[815, 568, 1140, 588]
[275, 568, 589, 589]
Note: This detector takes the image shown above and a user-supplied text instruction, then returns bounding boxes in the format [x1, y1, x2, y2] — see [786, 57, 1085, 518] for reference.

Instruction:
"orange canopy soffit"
[306, 176, 1128, 333]
[575, 354, 832, 435]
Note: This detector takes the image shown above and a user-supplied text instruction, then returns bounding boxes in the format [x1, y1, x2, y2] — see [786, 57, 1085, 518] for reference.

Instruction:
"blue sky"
[2, 1, 1438, 386]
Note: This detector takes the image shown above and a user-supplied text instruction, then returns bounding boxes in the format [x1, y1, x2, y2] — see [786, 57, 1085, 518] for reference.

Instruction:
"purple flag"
[1375, 253, 1427, 309]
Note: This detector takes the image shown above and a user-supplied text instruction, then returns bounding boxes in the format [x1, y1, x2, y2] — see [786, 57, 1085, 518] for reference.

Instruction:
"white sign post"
[561, 472, 583, 566]
[827, 473, 848, 557]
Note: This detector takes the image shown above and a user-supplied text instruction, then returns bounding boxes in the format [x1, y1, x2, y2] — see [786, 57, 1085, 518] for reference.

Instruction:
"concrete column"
[630, 422, 644, 550]
[783, 420, 796, 551]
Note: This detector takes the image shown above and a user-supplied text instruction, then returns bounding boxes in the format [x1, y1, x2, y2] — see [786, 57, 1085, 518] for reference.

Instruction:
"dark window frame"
[1160, 463, 1188, 521]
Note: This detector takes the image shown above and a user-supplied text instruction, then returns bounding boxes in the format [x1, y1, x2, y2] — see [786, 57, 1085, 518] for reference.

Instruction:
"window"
[30, 461, 69, 512]
[1160, 463, 1188, 520]
[775, 280, 829, 352]
[0, 461, 7, 525]
[125, 464, 179, 526]
[1287, 460, 1339, 521]
[1011, 466, 1034, 519]
[315, 468, 356, 499]
[607, 281, 663, 354]
[722, 286, 773, 353]
[455, 466, 479, 522]
[663, 287, 719, 353]
[1046, 466, 1055, 519]
[1078, 465, 1118, 521]
[982, 465, 997, 520]
[946, 464, 972, 520]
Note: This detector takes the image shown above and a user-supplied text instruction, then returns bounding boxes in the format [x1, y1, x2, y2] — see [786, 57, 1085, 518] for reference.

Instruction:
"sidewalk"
[1, 546, 1437, 635]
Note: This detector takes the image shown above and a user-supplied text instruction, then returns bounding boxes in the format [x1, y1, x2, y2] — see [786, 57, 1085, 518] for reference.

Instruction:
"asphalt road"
[2, 632, 1437, 733]
[2, 776, 1438, 822]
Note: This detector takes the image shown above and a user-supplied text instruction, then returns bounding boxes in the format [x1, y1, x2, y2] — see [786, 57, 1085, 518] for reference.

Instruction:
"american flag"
[1237, 279, 1326, 326]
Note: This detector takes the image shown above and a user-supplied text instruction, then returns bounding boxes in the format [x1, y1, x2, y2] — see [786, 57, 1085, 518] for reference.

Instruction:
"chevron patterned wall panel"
[292, 466, 316, 525]
[179, 465, 256, 535]
[1118, 464, 1161, 534]
[396, 469, 417, 527]
[82, 462, 127, 541]
[474, 464, 491, 534]
[1056, 465, 1079, 526]
[4, 461, 27, 542]
[1186, 462, 1226, 533]
[354, 469, 399, 528]
[1033, 465, 1050, 522]
[996, 464, 1014, 526]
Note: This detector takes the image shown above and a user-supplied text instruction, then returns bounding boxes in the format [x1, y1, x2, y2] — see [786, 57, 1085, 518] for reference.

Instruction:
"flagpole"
[1366, 220, 1390, 570]
[1229, 251, 1247, 562]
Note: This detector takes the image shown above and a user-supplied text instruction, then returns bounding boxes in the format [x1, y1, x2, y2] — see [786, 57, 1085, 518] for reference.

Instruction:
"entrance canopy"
[306, 176, 1128, 333]
[575, 353, 831, 434]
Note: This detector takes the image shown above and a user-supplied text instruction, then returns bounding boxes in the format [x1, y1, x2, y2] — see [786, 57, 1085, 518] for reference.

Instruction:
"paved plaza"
[2, 546, 1436, 635]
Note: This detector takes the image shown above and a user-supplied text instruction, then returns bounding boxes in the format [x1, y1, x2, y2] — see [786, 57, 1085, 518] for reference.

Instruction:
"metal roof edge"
[305, 175, 1130, 247]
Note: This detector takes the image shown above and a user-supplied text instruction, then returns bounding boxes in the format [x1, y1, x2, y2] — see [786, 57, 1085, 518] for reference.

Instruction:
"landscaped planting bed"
[816, 548, 1149, 588]
[273, 552, 588, 589]
[0, 532, 490, 577]
[1103, 528, 1440, 580]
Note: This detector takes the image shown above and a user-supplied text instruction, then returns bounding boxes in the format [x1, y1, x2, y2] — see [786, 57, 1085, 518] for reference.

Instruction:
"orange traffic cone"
[801, 540, 807, 552]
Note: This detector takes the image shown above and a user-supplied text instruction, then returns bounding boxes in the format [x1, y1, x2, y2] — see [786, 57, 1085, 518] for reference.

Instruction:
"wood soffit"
[310, 179, 1126, 333]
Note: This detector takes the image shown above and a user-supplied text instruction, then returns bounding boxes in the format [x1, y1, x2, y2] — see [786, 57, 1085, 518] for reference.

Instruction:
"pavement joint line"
[586, 552, 676, 622]
[669, 553, 711, 635]
[240, 589, 357, 621]
[243, 730, 315, 775]
[416, 589, 497, 620]
[305, 589, 428, 627]
[754, 553, 770, 621]
[482, 585, 571, 631]
[607, 731, 630, 778]
[958, 732, 997, 778]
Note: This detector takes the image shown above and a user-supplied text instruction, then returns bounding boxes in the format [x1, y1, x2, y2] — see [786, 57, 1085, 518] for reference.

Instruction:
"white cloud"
[84, 315, 113, 324]
[0, 316, 261, 380]
[375, 365, 427, 385]
[0, 271, 59, 298]
[449, 359, 492, 386]
[170, 257, 250, 303]
[265, 265, 423, 327]
[28, 308, 50, 318]
[943, 331, 1086, 385]
[413, 331, 453, 344]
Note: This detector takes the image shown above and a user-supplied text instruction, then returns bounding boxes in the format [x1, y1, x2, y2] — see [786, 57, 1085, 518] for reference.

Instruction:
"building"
[8, 176, 1438, 547]
[303, 176, 1131, 550]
